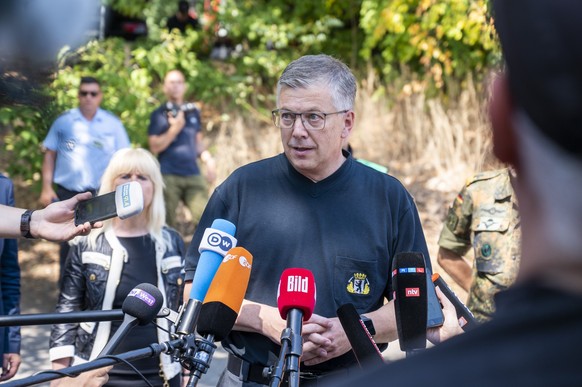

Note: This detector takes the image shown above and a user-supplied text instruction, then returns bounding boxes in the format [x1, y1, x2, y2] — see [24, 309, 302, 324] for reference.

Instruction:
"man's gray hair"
[276, 54, 357, 111]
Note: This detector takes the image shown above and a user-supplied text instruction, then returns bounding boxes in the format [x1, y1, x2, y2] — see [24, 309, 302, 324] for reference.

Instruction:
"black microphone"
[391, 252, 428, 356]
[336, 303, 385, 368]
[98, 283, 163, 356]
[432, 273, 479, 331]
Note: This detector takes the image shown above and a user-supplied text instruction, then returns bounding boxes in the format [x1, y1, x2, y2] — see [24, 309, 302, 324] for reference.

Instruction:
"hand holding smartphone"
[74, 181, 144, 226]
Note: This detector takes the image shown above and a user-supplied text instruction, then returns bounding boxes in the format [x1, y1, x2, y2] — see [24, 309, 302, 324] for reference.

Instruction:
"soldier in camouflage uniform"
[437, 168, 520, 322]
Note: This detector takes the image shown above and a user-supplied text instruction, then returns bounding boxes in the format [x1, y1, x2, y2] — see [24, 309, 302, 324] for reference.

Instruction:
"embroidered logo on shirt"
[481, 243, 492, 257]
[65, 139, 76, 151]
[346, 273, 370, 295]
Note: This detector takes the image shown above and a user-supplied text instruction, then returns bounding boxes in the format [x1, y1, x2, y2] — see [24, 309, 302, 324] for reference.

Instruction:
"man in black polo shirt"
[184, 55, 459, 386]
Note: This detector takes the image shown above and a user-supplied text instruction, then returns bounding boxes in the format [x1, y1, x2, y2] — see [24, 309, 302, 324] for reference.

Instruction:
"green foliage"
[360, 0, 500, 87]
[1, 0, 500, 184]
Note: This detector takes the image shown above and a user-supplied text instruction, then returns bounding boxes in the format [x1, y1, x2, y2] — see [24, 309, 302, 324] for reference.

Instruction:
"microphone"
[74, 181, 144, 226]
[391, 252, 428, 356]
[176, 219, 237, 336]
[336, 303, 384, 367]
[277, 268, 316, 323]
[432, 273, 478, 331]
[98, 283, 163, 356]
[197, 247, 254, 341]
[273, 268, 316, 387]
[184, 247, 253, 386]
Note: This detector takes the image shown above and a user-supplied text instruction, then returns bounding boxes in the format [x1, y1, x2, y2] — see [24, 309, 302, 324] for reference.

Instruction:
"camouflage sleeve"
[438, 185, 473, 256]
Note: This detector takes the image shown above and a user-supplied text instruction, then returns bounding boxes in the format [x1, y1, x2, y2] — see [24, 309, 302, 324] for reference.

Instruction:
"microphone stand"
[269, 309, 303, 387]
[269, 328, 291, 387]
[6, 313, 221, 387]
[0, 310, 122, 327]
[0, 308, 173, 327]
[181, 334, 216, 387]
[7, 328, 215, 387]
[285, 310, 303, 387]
[175, 300, 202, 335]
[3, 339, 186, 387]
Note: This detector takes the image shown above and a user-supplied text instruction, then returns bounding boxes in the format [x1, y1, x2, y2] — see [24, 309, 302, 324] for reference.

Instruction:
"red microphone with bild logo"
[272, 268, 316, 387]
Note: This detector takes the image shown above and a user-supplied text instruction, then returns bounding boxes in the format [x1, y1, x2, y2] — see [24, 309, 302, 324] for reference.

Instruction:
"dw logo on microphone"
[405, 287, 420, 297]
[207, 232, 234, 252]
[287, 275, 309, 293]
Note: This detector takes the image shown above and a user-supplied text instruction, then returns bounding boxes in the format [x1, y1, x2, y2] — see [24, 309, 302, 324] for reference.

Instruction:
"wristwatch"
[20, 209, 36, 239]
[360, 315, 376, 336]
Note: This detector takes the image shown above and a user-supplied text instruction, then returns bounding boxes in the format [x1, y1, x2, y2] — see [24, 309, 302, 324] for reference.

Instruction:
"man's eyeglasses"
[79, 91, 100, 97]
[271, 109, 348, 131]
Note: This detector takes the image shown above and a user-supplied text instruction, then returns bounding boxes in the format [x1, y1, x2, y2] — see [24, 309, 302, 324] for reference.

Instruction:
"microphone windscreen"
[392, 252, 428, 352]
[197, 247, 253, 341]
[337, 303, 385, 367]
[189, 219, 237, 302]
[122, 283, 164, 325]
[277, 268, 316, 321]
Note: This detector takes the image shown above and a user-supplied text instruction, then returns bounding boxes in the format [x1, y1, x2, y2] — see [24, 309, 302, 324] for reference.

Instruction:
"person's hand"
[301, 314, 351, 366]
[31, 192, 102, 242]
[39, 187, 58, 208]
[167, 110, 186, 134]
[427, 286, 465, 344]
[0, 353, 21, 381]
[57, 366, 112, 387]
[181, 373, 190, 387]
[301, 315, 331, 363]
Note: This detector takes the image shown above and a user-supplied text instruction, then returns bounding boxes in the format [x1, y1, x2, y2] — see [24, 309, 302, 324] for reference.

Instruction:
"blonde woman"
[49, 148, 184, 387]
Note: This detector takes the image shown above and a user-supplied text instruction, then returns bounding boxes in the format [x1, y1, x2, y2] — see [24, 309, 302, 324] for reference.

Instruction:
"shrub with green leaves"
[0, 0, 500, 185]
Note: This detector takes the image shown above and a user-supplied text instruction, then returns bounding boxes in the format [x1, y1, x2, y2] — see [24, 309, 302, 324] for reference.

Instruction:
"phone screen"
[427, 274, 445, 328]
[74, 192, 117, 226]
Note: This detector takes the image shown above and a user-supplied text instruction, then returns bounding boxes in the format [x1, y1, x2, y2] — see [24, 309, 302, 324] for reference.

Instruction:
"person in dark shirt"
[167, 1, 199, 33]
[331, 1, 582, 386]
[184, 54, 461, 387]
[148, 69, 216, 230]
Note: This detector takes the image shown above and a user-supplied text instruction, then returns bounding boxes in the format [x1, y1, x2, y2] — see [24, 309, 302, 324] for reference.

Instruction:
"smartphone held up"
[74, 181, 144, 226]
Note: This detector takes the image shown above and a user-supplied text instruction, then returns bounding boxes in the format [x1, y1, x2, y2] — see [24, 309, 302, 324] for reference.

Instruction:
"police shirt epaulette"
[465, 168, 507, 187]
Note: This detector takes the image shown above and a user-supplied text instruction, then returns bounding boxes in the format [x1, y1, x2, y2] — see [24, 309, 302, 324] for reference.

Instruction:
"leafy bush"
[360, 0, 500, 88]
[0, 0, 500, 186]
